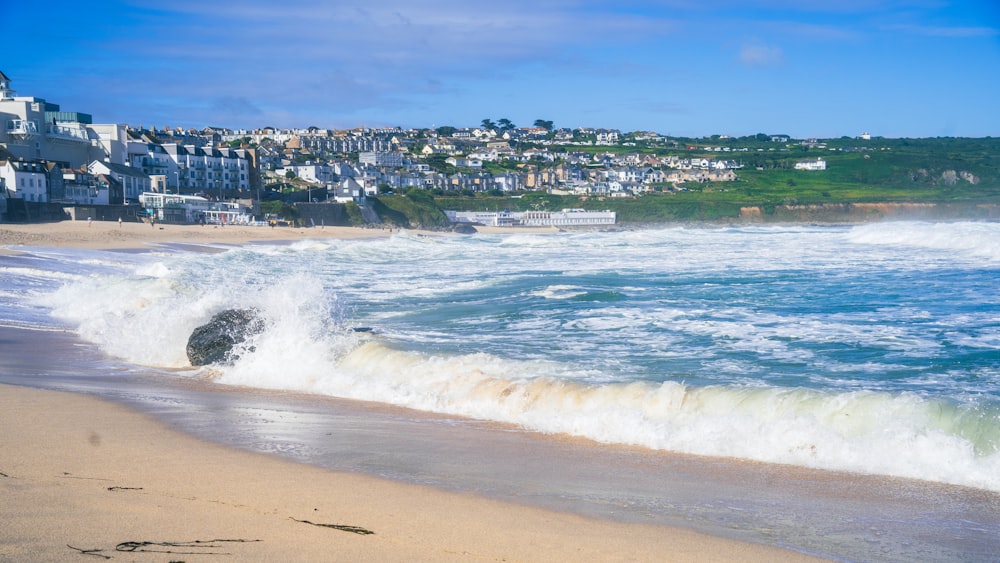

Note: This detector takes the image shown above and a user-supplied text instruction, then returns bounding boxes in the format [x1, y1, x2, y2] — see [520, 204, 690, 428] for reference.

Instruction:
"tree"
[533, 119, 554, 131]
[481, 119, 497, 130]
[498, 118, 515, 131]
[436, 125, 457, 137]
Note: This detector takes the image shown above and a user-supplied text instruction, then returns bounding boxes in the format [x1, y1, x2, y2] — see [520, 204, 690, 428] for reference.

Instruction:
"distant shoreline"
[2, 202, 997, 255]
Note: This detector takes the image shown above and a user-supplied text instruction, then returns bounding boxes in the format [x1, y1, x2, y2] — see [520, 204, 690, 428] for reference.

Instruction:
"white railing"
[6, 119, 39, 135]
[46, 124, 90, 141]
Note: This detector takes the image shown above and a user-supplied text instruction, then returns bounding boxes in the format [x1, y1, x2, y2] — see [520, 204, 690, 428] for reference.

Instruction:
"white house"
[332, 177, 366, 203]
[445, 157, 483, 169]
[277, 162, 336, 184]
[0, 158, 49, 202]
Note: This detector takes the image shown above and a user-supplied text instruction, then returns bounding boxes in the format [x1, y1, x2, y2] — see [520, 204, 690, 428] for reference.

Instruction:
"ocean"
[3, 221, 999, 561]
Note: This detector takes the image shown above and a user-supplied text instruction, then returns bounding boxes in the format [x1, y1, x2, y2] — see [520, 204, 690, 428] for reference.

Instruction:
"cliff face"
[738, 203, 1000, 223]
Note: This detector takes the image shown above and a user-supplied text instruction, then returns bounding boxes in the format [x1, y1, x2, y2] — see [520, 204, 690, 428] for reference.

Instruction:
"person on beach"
[118, 216, 123, 228]
[87, 217, 92, 227]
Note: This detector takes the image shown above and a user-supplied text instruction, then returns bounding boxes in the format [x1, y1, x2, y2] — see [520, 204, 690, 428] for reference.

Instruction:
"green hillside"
[419, 137, 1000, 224]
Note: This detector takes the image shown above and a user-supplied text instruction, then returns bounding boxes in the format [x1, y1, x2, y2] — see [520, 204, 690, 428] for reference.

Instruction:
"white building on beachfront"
[139, 192, 254, 225]
[445, 208, 616, 228]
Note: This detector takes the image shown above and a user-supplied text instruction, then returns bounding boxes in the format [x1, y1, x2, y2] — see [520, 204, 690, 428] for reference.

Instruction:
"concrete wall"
[295, 202, 351, 226]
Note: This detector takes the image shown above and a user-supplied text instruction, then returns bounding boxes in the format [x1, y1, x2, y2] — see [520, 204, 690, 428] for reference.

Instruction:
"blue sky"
[3, 1, 998, 138]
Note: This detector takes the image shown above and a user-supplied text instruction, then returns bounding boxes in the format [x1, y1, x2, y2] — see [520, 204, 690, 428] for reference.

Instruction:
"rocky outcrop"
[186, 308, 266, 366]
[738, 203, 1000, 223]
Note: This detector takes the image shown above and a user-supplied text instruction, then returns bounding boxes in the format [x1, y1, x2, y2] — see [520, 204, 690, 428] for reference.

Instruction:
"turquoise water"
[4, 221, 1000, 491]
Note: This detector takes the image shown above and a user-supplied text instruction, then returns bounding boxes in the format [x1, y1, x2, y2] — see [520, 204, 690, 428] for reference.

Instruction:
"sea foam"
[24, 223, 1000, 491]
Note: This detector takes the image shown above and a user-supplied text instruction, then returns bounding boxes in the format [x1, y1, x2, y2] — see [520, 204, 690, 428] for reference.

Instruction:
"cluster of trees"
[479, 118, 555, 132]
[430, 118, 555, 140]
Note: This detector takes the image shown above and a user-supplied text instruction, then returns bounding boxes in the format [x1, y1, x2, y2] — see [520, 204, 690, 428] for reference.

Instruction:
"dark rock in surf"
[186, 308, 266, 366]
[452, 223, 478, 234]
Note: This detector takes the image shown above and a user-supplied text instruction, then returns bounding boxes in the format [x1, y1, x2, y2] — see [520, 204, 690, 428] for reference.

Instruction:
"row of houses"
[273, 155, 740, 198]
[1, 71, 257, 207]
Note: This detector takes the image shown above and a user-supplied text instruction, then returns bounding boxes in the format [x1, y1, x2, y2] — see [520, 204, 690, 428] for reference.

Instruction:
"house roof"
[92, 160, 151, 179]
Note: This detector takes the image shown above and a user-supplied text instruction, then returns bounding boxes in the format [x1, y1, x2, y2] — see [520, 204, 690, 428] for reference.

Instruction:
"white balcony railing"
[6, 119, 39, 135]
[46, 124, 90, 142]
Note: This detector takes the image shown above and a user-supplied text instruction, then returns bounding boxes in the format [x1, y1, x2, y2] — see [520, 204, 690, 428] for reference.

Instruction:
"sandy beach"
[0, 384, 816, 562]
[0, 220, 559, 253]
[0, 220, 397, 252]
[1, 220, 816, 561]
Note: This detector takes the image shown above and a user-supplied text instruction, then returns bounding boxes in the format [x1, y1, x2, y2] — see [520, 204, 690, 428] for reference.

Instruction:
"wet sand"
[0, 383, 815, 562]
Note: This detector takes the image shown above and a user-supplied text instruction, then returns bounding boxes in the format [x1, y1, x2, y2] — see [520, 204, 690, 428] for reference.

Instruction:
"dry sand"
[0, 220, 559, 253]
[1, 221, 817, 561]
[0, 385, 818, 562]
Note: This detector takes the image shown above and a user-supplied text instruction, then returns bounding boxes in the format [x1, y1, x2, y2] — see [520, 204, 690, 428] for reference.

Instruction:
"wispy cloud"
[739, 43, 785, 66]
[883, 23, 999, 38]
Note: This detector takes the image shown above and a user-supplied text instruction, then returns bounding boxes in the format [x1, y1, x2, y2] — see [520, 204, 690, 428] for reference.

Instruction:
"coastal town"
[1, 69, 841, 229]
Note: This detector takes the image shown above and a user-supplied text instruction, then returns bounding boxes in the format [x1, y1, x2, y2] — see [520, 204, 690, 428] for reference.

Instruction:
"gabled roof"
[6, 159, 48, 173]
[91, 160, 150, 179]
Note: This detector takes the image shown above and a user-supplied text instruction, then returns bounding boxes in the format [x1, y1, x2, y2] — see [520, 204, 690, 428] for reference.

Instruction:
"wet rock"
[186, 308, 266, 366]
[452, 224, 478, 234]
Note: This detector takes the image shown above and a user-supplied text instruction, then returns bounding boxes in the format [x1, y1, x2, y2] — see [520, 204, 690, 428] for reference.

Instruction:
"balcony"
[5, 119, 39, 141]
[141, 158, 169, 169]
[46, 124, 90, 143]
